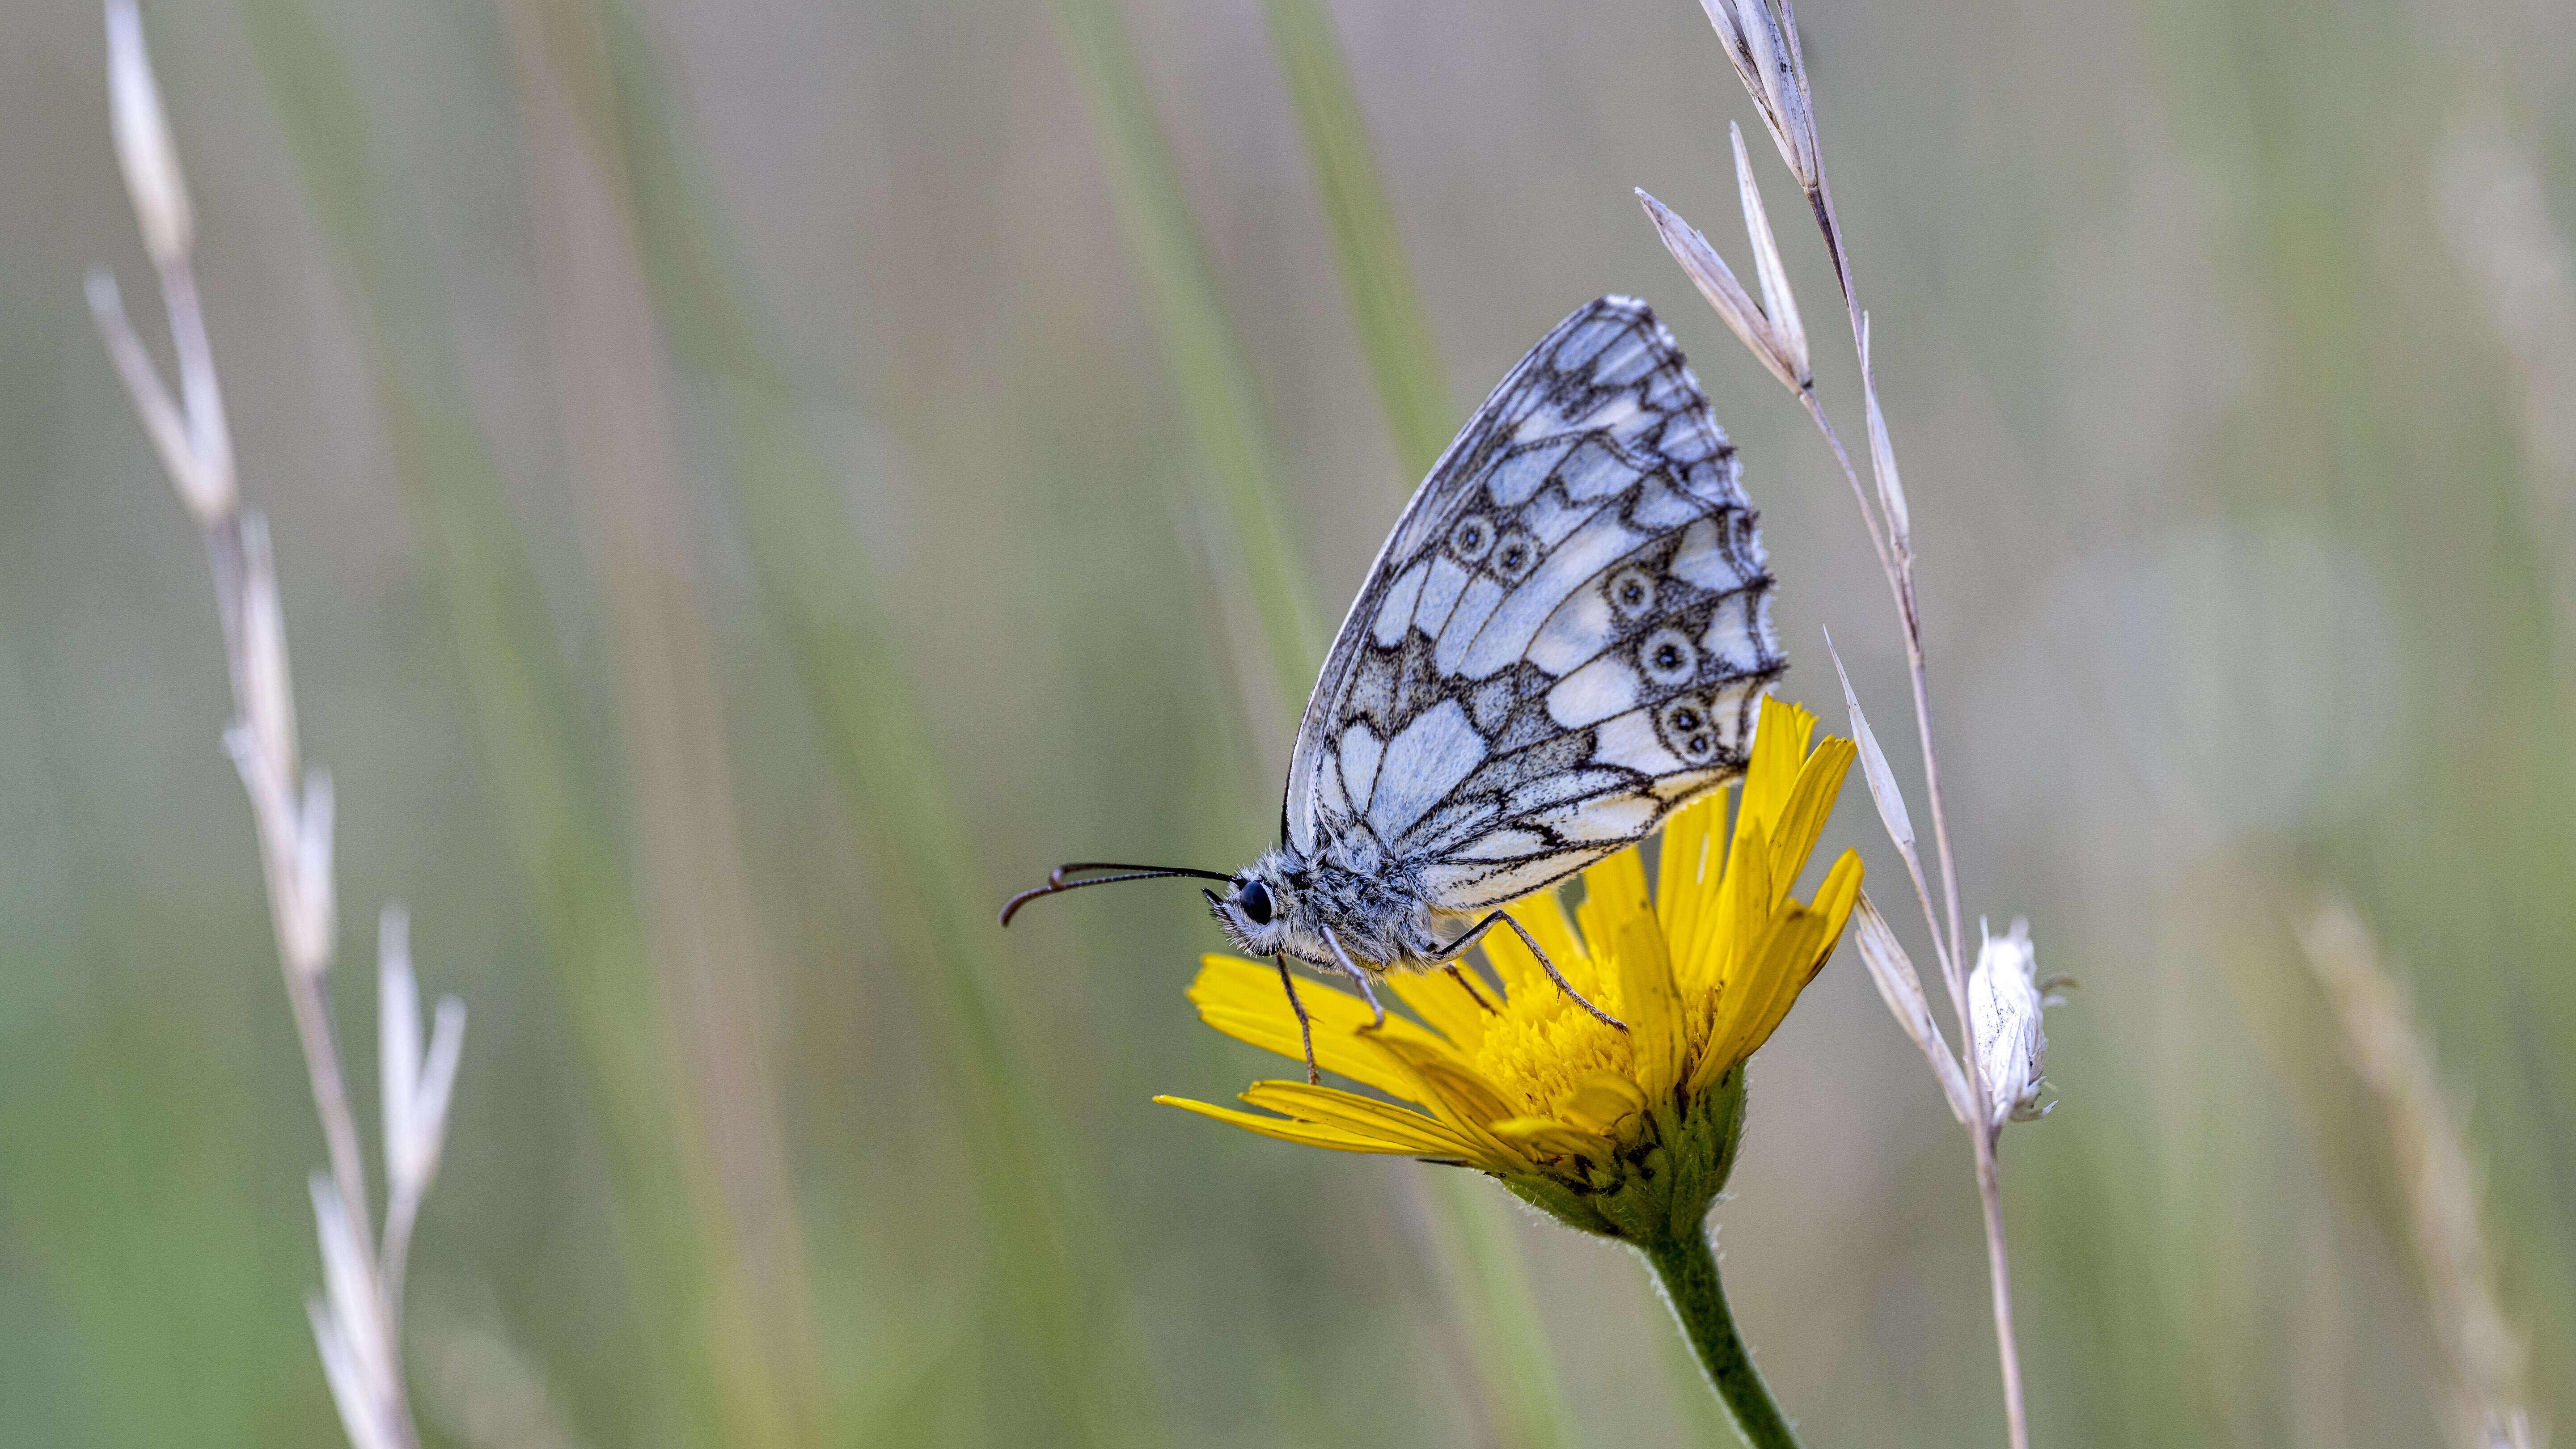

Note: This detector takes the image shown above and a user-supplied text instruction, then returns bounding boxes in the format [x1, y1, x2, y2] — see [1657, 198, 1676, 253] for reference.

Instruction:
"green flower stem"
[1641, 1229, 1804, 1449]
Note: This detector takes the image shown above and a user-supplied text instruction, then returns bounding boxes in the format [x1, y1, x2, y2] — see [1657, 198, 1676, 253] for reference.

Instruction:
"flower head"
[1157, 697, 1862, 1243]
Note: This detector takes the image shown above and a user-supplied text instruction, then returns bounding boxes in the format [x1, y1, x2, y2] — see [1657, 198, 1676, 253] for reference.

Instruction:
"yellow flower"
[1155, 696, 1863, 1242]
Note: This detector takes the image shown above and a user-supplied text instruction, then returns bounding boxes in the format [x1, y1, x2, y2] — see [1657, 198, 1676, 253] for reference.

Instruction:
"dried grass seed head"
[1968, 918, 2056, 1131]
[1859, 314, 1911, 549]
[1637, 188, 1806, 396]
[381, 905, 468, 1202]
[1731, 123, 1810, 387]
[1853, 893, 1971, 1124]
[106, 0, 192, 269]
[1697, 0, 1823, 194]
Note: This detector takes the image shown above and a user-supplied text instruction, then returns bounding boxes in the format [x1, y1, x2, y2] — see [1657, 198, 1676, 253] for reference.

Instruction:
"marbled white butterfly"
[1005, 296, 1784, 1081]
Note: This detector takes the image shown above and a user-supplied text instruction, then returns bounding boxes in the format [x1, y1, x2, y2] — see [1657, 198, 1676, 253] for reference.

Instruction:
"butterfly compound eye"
[1238, 879, 1274, 925]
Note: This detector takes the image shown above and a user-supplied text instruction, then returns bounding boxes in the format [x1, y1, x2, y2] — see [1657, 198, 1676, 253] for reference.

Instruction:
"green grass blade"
[1259, 0, 1454, 479]
[1424, 1174, 1582, 1449]
[1254, 9, 1584, 1447]
[1049, 0, 1326, 706]
[1054, 4, 1579, 1446]
[229, 6, 785, 1445]
[558, 4, 1161, 1442]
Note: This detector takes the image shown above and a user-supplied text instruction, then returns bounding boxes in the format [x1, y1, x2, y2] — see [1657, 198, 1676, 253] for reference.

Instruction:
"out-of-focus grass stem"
[1050, 0, 1325, 707]
[2298, 901, 2536, 1449]
[1252, 5, 1596, 1445]
[1668, 4, 2033, 1441]
[556, 1, 1160, 1442]
[1053, 3, 1580, 1445]
[89, 9, 466, 1445]
[2436, 124, 2576, 773]
[1259, 0, 1451, 479]
[1420, 1173, 1581, 1449]
[230, 5, 777, 1443]
[493, 4, 832, 1446]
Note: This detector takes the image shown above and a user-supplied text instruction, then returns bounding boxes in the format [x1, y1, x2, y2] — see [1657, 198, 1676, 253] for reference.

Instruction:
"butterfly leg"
[1273, 953, 1320, 1085]
[1429, 912, 1627, 1032]
[1319, 926, 1390, 1031]
[1443, 964, 1498, 1015]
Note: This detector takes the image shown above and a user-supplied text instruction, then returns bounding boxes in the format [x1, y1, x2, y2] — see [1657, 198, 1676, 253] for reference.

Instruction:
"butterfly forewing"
[1285, 297, 1783, 913]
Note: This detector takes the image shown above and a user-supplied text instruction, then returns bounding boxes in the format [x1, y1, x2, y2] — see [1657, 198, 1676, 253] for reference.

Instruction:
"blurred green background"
[2, 0, 2572, 1444]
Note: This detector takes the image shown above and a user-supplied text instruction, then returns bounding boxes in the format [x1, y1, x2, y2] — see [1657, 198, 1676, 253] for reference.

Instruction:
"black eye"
[1238, 879, 1274, 925]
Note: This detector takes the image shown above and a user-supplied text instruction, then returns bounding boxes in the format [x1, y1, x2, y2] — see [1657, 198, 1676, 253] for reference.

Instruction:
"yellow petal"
[1481, 890, 1593, 1004]
[1658, 790, 1726, 990]
[1154, 1095, 1437, 1155]
[1692, 850, 1864, 1091]
[1812, 847, 1865, 937]
[1577, 845, 1654, 963]
[1655, 793, 1713, 933]
[1613, 903, 1684, 1099]
[1697, 812, 1774, 992]
[1374, 1036, 1521, 1125]
[1385, 964, 1496, 1055]
[1189, 955, 1405, 1039]
[1491, 1116, 1612, 1159]
[1742, 697, 1817, 837]
[1701, 911, 1829, 1083]
[1195, 1005, 1430, 1103]
[1369, 1036, 1539, 1171]
[1765, 736, 1857, 899]
[1239, 1082, 1489, 1158]
[1188, 956, 1442, 1102]
[1557, 1069, 1650, 1133]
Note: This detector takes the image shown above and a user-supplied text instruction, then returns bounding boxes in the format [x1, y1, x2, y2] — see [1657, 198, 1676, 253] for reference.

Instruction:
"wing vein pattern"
[1283, 296, 1785, 914]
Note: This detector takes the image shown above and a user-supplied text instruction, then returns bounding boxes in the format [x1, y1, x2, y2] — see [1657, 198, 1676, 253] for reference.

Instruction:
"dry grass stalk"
[420, 1321, 588, 1449]
[1645, 3, 2055, 1443]
[88, 6, 464, 1446]
[490, 7, 830, 1439]
[2296, 901, 2539, 1449]
[2435, 123, 2576, 756]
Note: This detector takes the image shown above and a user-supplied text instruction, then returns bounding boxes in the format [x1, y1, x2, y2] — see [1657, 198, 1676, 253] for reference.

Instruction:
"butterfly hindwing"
[1284, 296, 1784, 912]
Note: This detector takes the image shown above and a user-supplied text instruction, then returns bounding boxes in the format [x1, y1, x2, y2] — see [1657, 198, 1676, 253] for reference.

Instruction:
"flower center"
[1471, 961, 1638, 1116]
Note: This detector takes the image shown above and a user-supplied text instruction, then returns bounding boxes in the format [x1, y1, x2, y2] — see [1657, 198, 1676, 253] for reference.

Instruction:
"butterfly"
[1004, 296, 1784, 1082]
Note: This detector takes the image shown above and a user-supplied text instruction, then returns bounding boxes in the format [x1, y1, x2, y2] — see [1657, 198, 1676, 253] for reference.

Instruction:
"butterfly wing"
[1283, 296, 1783, 913]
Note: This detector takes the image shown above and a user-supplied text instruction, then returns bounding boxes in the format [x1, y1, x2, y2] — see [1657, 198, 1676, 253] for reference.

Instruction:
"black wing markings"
[1282, 297, 1781, 900]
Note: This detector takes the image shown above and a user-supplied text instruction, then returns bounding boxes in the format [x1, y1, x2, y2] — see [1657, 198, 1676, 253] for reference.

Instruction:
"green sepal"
[1493, 1066, 1750, 1246]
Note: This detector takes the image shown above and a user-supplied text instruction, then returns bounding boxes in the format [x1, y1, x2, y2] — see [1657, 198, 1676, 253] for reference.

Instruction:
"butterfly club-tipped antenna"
[998, 861, 1237, 926]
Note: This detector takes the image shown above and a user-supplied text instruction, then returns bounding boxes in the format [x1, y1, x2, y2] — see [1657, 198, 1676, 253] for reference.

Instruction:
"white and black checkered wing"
[1283, 296, 1785, 914]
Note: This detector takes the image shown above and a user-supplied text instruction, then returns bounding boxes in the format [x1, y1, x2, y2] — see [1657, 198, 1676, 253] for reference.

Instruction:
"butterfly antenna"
[999, 861, 1237, 926]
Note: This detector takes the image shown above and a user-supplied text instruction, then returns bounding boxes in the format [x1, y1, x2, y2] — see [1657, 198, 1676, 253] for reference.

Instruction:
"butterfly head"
[1204, 849, 1304, 959]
